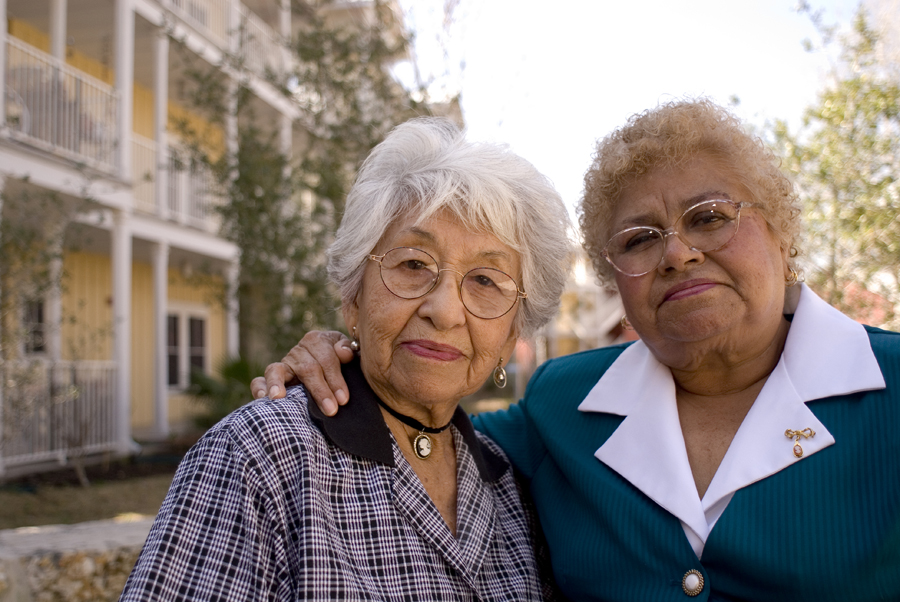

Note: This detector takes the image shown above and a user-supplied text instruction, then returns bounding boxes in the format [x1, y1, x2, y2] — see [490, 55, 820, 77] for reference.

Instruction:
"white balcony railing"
[239, 3, 285, 77]
[5, 37, 119, 173]
[0, 360, 118, 474]
[133, 136, 222, 232]
[170, 0, 228, 45]
[168, 146, 221, 231]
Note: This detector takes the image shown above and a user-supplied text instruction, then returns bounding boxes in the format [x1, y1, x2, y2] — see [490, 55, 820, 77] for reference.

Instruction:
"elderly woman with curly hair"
[257, 99, 900, 601]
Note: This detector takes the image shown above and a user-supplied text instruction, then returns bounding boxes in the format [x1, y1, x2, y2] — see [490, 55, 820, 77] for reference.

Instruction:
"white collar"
[577, 284, 885, 557]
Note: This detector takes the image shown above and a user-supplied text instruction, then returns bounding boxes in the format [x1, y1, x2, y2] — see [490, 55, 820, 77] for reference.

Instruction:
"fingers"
[282, 331, 350, 416]
[251, 376, 268, 399]
[263, 362, 295, 400]
[335, 339, 355, 364]
[331, 339, 354, 406]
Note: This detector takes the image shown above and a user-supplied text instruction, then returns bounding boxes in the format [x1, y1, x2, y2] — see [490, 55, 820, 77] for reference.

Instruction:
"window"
[25, 300, 46, 354]
[189, 317, 205, 373]
[167, 311, 207, 388]
[167, 315, 180, 386]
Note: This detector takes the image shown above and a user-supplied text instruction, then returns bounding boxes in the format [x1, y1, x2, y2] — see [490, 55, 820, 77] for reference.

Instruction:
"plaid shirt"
[121, 359, 557, 601]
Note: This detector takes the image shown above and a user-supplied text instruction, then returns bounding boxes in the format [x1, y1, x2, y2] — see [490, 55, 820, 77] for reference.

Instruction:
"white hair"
[327, 117, 571, 337]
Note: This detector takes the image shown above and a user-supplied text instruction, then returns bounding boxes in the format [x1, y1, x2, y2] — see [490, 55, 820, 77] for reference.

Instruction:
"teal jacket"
[474, 326, 900, 601]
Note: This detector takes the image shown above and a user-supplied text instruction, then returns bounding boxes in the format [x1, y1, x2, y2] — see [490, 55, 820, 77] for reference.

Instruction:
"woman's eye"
[401, 260, 427, 270]
[472, 274, 498, 288]
[623, 231, 658, 252]
[689, 212, 728, 229]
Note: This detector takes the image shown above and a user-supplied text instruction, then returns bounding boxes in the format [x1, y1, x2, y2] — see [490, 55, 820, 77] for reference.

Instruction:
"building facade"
[0, 0, 319, 477]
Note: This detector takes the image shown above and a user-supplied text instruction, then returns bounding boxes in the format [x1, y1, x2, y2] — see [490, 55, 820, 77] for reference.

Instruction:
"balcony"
[170, 0, 228, 46]
[239, 2, 286, 78]
[132, 135, 222, 232]
[4, 37, 119, 174]
[168, 0, 286, 80]
[167, 146, 221, 231]
[0, 360, 118, 476]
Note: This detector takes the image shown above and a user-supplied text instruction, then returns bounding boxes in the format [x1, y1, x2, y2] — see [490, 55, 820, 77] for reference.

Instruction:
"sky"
[397, 0, 865, 218]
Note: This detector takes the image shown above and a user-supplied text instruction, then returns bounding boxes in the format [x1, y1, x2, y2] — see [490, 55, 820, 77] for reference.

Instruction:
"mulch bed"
[1, 435, 199, 492]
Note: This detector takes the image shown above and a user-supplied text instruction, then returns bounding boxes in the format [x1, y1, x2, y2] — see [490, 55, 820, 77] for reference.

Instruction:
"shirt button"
[682, 569, 704, 596]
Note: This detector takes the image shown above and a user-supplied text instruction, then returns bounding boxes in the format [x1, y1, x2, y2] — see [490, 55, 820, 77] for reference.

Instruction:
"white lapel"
[578, 284, 886, 557]
[579, 341, 711, 544]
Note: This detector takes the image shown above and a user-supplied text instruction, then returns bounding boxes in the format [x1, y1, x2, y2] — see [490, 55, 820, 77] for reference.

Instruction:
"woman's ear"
[780, 242, 792, 279]
[342, 298, 359, 334]
[500, 329, 518, 366]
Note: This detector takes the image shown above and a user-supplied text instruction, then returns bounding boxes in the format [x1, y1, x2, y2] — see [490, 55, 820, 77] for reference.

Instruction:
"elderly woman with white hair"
[120, 118, 570, 601]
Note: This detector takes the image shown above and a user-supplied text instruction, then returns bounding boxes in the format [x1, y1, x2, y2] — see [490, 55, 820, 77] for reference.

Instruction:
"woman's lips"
[663, 281, 718, 302]
[401, 340, 464, 361]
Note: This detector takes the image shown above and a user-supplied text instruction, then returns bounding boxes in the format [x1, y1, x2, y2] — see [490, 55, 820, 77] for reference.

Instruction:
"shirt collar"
[307, 357, 509, 483]
[578, 283, 885, 414]
[577, 284, 886, 555]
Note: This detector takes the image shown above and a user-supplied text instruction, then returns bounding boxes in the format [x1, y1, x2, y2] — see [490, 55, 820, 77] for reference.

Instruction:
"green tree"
[770, 3, 900, 328]
[174, 0, 431, 362]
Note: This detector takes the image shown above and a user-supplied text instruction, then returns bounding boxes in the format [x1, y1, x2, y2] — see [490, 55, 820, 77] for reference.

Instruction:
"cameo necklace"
[376, 397, 452, 460]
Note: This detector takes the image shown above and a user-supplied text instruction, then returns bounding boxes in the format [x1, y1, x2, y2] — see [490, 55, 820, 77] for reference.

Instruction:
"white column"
[49, 0, 67, 60]
[153, 29, 169, 220]
[112, 209, 133, 453]
[151, 241, 169, 437]
[226, 259, 240, 358]
[226, 78, 238, 160]
[280, 112, 291, 159]
[114, 0, 134, 181]
[0, 175, 5, 476]
[279, 0, 291, 76]
[0, 0, 8, 127]
[225, 78, 238, 192]
[45, 235, 63, 361]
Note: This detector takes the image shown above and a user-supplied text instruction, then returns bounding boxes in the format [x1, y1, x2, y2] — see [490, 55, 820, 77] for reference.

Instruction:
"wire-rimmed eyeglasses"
[368, 247, 526, 320]
[602, 199, 752, 277]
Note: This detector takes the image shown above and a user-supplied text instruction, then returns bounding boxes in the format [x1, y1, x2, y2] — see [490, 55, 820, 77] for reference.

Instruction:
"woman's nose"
[418, 269, 467, 329]
[657, 231, 705, 273]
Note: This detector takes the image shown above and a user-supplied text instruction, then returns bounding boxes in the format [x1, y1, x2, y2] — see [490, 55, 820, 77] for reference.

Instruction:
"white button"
[682, 569, 704, 596]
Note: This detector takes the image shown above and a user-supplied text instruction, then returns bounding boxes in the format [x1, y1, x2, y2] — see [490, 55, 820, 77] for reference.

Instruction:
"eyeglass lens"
[605, 200, 742, 276]
[376, 247, 521, 319]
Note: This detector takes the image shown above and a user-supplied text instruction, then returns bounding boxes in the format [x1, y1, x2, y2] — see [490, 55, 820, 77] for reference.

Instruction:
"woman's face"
[610, 154, 790, 367]
[344, 210, 520, 411]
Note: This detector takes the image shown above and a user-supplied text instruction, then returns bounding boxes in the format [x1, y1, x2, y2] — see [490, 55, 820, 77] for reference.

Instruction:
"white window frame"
[166, 303, 210, 390]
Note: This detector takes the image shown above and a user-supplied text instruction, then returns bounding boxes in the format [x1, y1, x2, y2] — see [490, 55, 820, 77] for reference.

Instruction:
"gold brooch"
[785, 428, 816, 458]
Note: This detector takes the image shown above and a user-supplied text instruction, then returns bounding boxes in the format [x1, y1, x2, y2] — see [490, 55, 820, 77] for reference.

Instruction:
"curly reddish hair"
[579, 98, 800, 288]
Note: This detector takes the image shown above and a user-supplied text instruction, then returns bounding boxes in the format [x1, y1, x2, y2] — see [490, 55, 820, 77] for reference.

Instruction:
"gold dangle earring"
[493, 358, 508, 388]
[621, 315, 633, 331]
[785, 268, 799, 287]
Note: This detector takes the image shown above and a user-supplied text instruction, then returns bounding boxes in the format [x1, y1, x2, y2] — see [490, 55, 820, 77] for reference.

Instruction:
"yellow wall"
[61, 251, 113, 361]
[133, 85, 155, 139]
[9, 18, 50, 53]
[131, 261, 154, 429]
